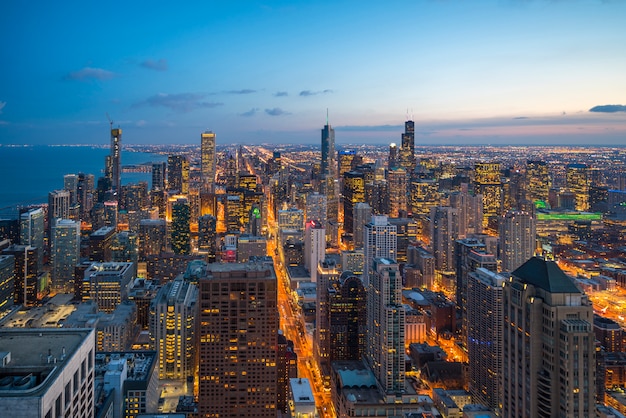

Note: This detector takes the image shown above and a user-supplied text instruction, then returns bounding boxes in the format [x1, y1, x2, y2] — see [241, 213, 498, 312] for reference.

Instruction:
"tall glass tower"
[110, 127, 122, 197]
[321, 117, 335, 177]
[201, 130, 216, 192]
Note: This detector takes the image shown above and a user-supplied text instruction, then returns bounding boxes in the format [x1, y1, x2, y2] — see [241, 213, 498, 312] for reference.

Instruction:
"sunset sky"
[1, 0, 626, 146]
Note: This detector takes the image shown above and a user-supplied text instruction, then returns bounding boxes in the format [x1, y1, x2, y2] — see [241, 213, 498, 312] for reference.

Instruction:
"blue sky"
[1, 0, 626, 146]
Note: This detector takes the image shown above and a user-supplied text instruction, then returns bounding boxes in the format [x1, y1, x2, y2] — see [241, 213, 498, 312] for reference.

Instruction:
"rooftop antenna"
[406, 108, 409, 121]
[106, 113, 113, 130]
[326, 108, 329, 125]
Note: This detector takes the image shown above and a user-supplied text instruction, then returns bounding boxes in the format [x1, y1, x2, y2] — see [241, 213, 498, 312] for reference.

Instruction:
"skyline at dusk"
[2, 0, 626, 145]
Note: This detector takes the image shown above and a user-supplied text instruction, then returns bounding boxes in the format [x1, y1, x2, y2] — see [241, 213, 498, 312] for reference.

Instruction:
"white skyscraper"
[304, 220, 325, 283]
[363, 215, 397, 285]
[499, 209, 536, 272]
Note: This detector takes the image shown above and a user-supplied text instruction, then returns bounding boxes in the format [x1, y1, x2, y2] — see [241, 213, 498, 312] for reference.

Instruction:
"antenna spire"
[326, 108, 329, 125]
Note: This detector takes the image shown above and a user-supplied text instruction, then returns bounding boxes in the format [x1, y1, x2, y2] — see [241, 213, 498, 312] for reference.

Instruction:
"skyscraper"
[466, 267, 505, 410]
[51, 218, 80, 291]
[450, 183, 483, 238]
[304, 220, 325, 283]
[315, 258, 340, 379]
[321, 117, 335, 177]
[201, 130, 217, 191]
[2, 244, 38, 306]
[388, 143, 398, 170]
[328, 271, 366, 362]
[150, 276, 197, 380]
[167, 155, 189, 194]
[151, 161, 166, 191]
[19, 207, 44, 270]
[363, 215, 397, 285]
[353, 202, 372, 250]
[566, 163, 590, 211]
[0, 255, 15, 315]
[110, 127, 122, 197]
[499, 209, 536, 272]
[474, 162, 503, 229]
[430, 206, 459, 272]
[526, 160, 551, 206]
[196, 261, 278, 417]
[342, 171, 365, 235]
[387, 167, 408, 217]
[171, 198, 191, 255]
[48, 189, 71, 237]
[502, 257, 596, 417]
[399, 120, 415, 173]
[366, 257, 405, 396]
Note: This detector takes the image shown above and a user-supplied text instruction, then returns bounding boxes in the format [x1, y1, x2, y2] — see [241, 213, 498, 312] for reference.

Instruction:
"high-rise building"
[353, 202, 372, 250]
[150, 276, 197, 380]
[343, 171, 365, 235]
[48, 189, 71, 235]
[0, 328, 95, 418]
[304, 220, 325, 283]
[502, 257, 596, 417]
[387, 167, 408, 217]
[198, 215, 217, 262]
[328, 271, 366, 362]
[82, 261, 134, 313]
[201, 130, 217, 191]
[64, 173, 79, 205]
[450, 183, 483, 238]
[399, 120, 415, 173]
[89, 226, 116, 262]
[0, 254, 15, 315]
[19, 207, 44, 270]
[2, 244, 38, 306]
[110, 127, 122, 197]
[138, 219, 166, 259]
[366, 257, 405, 396]
[388, 143, 398, 170]
[51, 219, 80, 291]
[321, 118, 335, 178]
[526, 160, 551, 206]
[409, 178, 440, 217]
[499, 210, 536, 272]
[466, 267, 505, 410]
[363, 215, 397, 284]
[474, 162, 502, 229]
[430, 206, 459, 272]
[196, 261, 278, 417]
[315, 258, 340, 379]
[171, 198, 190, 255]
[167, 155, 189, 194]
[151, 161, 166, 192]
[337, 150, 356, 182]
[566, 163, 590, 211]
[77, 172, 95, 220]
[306, 192, 327, 226]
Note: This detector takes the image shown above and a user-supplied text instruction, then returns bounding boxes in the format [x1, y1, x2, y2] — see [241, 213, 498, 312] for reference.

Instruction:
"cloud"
[513, 116, 529, 120]
[240, 108, 259, 117]
[265, 107, 290, 116]
[336, 124, 402, 132]
[274, 91, 288, 97]
[226, 89, 256, 94]
[0, 101, 5, 114]
[299, 89, 333, 97]
[140, 59, 168, 71]
[589, 104, 626, 113]
[64, 67, 116, 81]
[136, 120, 147, 127]
[136, 93, 223, 112]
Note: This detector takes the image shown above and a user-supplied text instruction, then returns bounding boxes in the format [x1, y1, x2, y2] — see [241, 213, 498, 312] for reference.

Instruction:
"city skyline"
[2, 1, 626, 146]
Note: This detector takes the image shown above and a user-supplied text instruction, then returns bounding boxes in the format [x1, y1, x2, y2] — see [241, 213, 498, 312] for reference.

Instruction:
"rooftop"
[512, 257, 580, 294]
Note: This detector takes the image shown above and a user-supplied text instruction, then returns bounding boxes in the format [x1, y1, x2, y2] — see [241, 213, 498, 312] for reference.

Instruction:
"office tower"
[0, 328, 95, 418]
[167, 155, 189, 194]
[526, 160, 551, 206]
[305, 192, 327, 226]
[343, 171, 365, 235]
[201, 130, 217, 191]
[338, 149, 356, 182]
[407, 245, 435, 289]
[89, 225, 116, 262]
[399, 120, 415, 173]
[198, 215, 217, 262]
[103, 200, 118, 228]
[171, 197, 190, 255]
[77, 172, 95, 220]
[238, 173, 257, 191]
[150, 276, 197, 380]
[64, 173, 79, 205]
[430, 206, 459, 272]
[387, 167, 408, 217]
[278, 207, 304, 232]
[304, 220, 325, 282]
[409, 178, 440, 216]
[151, 161, 166, 191]
[2, 244, 37, 306]
[0, 255, 15, 315]
[363, 215, 397, 284]
[353, 202, 372, 250]
[388, 143, 398, 169]
[137, 219, 166, 259]
[51, 219, 80, 291]
[236, 235, 266, 262]
[121, 181, 148, 212]
[82, 262, 134, 313]
[109, 127, 122, 197]
[322, 175, 339, 224]
[466, 267, 505, 410]
[594, 315, 624, 352]
[455, 238, 497, 344]
[321, 117, 336, 177]
[0, 218, 20, 244]
[450, 183, 483, 238]
[225, 194, 243, 232]
[366, 258, 405, 395]
[48, 188, 71, 231]
[196, 261, 278, 417]
[474, 162, 503, 229]
[269, 150, 282, 174]
[566, 163, 590, 211]
[19, 207, 44, 270]
[329, 271, 366, 362]
[388, 217, 417, 264]
[316, 259, 340, 378]
[277, 334, 298, 414]
[110, 231, 138, 270]
[499, 210, 536, 272]
[502, 257, 595, 417]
